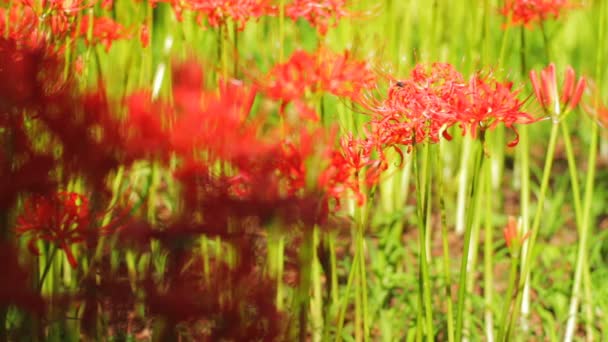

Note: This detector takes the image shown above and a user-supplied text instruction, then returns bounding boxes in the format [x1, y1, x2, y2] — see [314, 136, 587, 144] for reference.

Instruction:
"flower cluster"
[150, 0, 351, 34]
[0, 1, 134, 53]
[500, 0, 576, 28]
[319, 63, 535, 205]
[286, 0, 350, 35]
[261, 47, 376, 120]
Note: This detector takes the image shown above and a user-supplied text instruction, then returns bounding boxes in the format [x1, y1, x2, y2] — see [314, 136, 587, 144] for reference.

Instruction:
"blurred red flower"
[75, 16, 130, 52]
[262, 48, 375, 120]
[500, 0, 576, 28]
[286, 0, 349, 35]
[15, 192, 124, 268]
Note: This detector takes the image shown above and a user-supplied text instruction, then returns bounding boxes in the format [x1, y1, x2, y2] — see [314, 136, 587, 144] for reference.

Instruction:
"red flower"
[286, 0, 350, 35]
[374, 64, 534, 147]
[75, 16, 130, 52]
[529, 63, 586, 115]
[455, 75, 535, 146]
[15, 192, 124, 268]
[187, 0, 274, 29]
[503, 216, 530, 250]
[500, 0, 576, 28]
[123, 91, 172, 161]
[373, 63, 465, 146]
[261, 48, 375, 120]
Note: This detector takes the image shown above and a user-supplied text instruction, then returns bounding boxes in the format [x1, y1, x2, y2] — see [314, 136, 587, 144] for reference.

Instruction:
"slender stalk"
[413, 141, 434, 341]
[358, 222, 370, 341]
[38, 246, 58, 290]
[539, 21, 551, 62]
[561, 120, 594, 341]
[335, 235, 360, 342]
[464, 151, 485, 339]
[518, 125, 532, 333]
[497, 251, 520, 341]
[437, 142, 455, 342]
[298, 229, 313, 342]
[497, 12, 513, 72]
[518, 29, 531, 333]
[311, 228, 324, 342]
[563, 122, 598, 342]
[506, 121, 560, 340]
[455, 136, 484, 342]
[455, 137, 472, 235]
[484, 146, 495, 342]
[564, 2, 605, 339]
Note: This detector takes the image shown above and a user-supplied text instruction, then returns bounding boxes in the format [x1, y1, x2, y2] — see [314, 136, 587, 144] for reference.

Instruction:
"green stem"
[564, 1, 605, 338]
[497, 253, 520, 341]
[437, 142, 455, 342]
[539, 21, 551, 62]
[455, 136, 484, 342]
[518, 125, 532, 332]
[564, 122, 597, 341]
[483, 146, 494, 341]
[497, 12, 513, 72]
[335, 236, 360, 342]
[311, 228, 324, 342]
[358, 223, 369, 341]
[506, 121, 560, 340]
[38, 246, 58, 290]
[413, 141, 434, 341]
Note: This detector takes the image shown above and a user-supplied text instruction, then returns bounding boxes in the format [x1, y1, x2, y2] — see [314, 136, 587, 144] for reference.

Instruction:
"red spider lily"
[122, 91, 173, 161]
[0, 242, 45, 316]
[455, 75, 535, 146]
[262, 48, 375, 119]
[275, 127, 335, 195]
[500, 0, 576, 28]
[14, 192, 125, 268]
[15, 192, 91, 268]
[75, 15, 130, 52]
[317, 48, 377, 100]
[169, 79, 268, 165]
[14, 0, 94, 41]
[318, 135, 381, 206]
[286, 0, 350, 35]
[373, 63, 465, 146]
[529, 63, 586, 115]
[0, 6, 44, 47]
[374, 64, 533, 147]
[187, 0, 274, 29]
[171, 59, 206, 114]
[19, 0, 93, 13]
